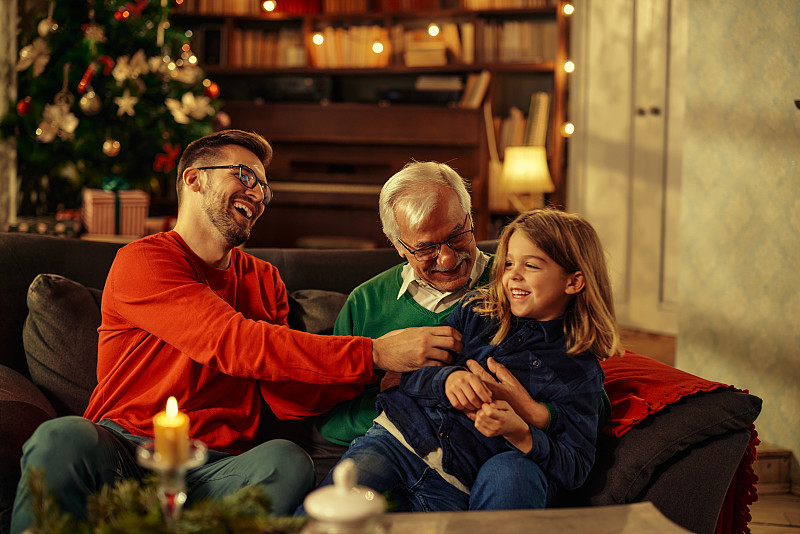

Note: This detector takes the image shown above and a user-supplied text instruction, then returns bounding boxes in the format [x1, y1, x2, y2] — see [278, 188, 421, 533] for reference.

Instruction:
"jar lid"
[303, 459, 386, 523]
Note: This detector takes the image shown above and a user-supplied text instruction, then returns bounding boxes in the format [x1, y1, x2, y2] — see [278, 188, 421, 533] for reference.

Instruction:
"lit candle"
[153, 396, 190, 467]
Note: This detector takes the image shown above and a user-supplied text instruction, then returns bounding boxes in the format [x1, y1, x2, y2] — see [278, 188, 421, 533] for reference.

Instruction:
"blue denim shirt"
[377, 298, 604, 491]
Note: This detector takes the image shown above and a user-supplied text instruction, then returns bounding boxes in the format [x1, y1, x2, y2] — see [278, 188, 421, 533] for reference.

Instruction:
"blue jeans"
[306, 424, 552, 513]
[11, 416, 314, 534]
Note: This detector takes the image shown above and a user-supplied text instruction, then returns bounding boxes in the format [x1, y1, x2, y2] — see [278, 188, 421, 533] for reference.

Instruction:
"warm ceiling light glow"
[563, 3, 574, 15]
[312, 32, 324, 45]
[561, 122, 575, 137]
[262, 0, 276, 11]
[372, 41, 384, 54]
[428, 23, 440, 37]
[564, 60, 575, 73]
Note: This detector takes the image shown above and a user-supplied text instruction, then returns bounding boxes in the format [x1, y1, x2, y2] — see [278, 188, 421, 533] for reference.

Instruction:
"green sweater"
[316, 260, 493, 445]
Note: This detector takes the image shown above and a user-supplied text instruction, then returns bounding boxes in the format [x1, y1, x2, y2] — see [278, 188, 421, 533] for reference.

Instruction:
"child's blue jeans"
[11, 416, 314, 534]
[312, 423, 552, 513]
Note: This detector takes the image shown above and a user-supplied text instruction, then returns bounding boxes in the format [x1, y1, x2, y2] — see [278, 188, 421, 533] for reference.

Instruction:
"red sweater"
[83, 231, 372, 453]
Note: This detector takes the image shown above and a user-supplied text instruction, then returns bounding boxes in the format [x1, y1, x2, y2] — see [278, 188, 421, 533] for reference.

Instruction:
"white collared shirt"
[397, 251, 490, 313]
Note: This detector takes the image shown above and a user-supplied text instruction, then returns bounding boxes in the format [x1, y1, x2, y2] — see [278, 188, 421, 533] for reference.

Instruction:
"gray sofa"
[0, 232, 762, 534]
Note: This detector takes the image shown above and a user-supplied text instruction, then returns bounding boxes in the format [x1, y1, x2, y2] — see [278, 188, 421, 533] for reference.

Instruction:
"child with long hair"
[313, 207, 624, 511]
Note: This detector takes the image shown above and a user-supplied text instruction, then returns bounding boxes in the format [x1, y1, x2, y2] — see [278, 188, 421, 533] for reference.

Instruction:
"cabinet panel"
[568, 0, 684, 335]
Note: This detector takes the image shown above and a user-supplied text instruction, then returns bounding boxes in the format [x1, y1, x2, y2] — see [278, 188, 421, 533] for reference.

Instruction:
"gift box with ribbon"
[82, 178, 149, 237]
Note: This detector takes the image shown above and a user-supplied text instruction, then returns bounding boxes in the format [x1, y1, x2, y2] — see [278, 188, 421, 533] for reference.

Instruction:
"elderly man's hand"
[371, 326, 461, 373]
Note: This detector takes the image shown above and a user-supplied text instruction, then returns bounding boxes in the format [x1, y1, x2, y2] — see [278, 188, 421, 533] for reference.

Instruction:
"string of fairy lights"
[191, 0, 577, 137]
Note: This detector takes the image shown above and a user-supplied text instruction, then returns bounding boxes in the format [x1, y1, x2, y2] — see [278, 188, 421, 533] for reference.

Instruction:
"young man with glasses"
[11, 131, 462, 534]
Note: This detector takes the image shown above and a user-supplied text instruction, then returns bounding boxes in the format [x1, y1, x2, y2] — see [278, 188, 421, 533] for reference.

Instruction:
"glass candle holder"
[137, 439, 208, 524]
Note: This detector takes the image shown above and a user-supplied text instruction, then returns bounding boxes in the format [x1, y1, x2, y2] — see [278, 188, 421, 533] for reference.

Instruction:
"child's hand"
[467, 400, 533, 453]
[445, 370, 492, 411]
[466, 357, 551, 430]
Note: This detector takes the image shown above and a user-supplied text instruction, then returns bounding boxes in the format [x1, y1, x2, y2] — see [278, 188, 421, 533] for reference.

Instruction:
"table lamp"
[501, 146, 555, 212]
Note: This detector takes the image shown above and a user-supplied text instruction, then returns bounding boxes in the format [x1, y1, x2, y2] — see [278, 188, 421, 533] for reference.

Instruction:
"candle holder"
[137, 439, 208, 524]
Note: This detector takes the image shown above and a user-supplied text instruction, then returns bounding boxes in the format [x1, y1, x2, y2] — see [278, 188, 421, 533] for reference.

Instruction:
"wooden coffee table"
[381, 502, 691, 533]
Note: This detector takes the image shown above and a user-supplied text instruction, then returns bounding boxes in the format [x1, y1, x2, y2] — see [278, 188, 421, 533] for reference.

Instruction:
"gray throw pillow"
[22, 273, 101, 416]
[288, 289, 348, 335]
[570, 388, 762, 506]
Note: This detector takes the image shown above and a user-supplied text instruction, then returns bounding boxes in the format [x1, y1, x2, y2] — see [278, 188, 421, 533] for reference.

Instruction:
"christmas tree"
[0, 0, 222, 217]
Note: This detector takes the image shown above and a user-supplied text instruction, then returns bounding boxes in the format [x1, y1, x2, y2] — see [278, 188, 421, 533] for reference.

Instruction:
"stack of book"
[404, 41, 447, 67]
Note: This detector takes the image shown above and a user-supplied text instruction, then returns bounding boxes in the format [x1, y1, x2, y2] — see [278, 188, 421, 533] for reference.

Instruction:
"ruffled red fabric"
[601, 350, 736, 437]
[600, 350, 759, 534]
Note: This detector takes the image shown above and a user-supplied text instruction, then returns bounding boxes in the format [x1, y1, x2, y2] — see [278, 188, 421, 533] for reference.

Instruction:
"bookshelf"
[171, 0, 570, 246]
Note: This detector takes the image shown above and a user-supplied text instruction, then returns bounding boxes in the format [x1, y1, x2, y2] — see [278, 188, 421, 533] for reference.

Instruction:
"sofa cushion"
[288, 289, 348, 335]
[22, 273, 101, 416]
[567, 352, 762, 506]
[0, 365, 57, 532]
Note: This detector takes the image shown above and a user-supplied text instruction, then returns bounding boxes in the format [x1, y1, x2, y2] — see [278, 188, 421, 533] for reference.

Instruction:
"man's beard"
[202, 191, 252, 248]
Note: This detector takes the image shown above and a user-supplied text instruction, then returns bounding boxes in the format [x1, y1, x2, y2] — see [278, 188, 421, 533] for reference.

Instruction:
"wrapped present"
[82, 188, 149, 237]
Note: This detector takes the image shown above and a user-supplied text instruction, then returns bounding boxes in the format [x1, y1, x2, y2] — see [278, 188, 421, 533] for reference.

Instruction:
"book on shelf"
[457, 70, 491, 109]
[460, 22, 475, 65]
[524, 91, 550, 147]
[478, 19, 557, 64]
[464, 0, 551, 8]
[498, 106, 526, 158]
[441, 22, 462, 63]
[414, 75, 464, 91]
[310, 25, 390, 68]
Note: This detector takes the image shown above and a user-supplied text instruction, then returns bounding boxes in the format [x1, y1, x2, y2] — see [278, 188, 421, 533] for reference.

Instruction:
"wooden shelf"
[171, 2, 569, 245]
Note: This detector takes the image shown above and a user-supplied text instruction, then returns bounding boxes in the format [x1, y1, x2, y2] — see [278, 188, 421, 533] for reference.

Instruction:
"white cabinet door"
[568, 0, 685, 335]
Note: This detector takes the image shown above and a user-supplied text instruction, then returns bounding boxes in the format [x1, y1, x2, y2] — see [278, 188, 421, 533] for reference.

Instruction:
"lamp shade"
[501, 146, 555, 194]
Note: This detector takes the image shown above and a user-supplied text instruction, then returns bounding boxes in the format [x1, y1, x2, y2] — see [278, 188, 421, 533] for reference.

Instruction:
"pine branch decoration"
[26, 469, 307, 534]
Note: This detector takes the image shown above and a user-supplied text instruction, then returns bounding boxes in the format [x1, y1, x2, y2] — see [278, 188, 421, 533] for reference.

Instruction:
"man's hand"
[466, 357, 550, 430]
[371, 326, 461, 372]
[445, 370, 492, 411]
[465, 400, 533, 453]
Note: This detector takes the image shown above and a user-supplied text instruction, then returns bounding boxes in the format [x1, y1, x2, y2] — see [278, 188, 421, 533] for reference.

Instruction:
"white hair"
[379, 161, 472, 244]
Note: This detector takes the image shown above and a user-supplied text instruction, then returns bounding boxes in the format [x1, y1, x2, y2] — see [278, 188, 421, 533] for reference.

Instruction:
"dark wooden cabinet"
[226, 102, 487, 247]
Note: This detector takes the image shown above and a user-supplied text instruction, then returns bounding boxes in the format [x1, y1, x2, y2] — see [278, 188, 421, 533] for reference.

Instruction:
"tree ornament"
[36, 65, 78, 142]
[16, 38, 51, 77]
[37, 3, 58, 37]
[36, 104, 79, 142]
[78, 64, 96, 94]
[203, 81, 220, 99]
[114, 89, 139, 117]
[37, 17, 59, 37]
[166, 92, 214, 124]
[172, 63, 202, 85]
[16, 97, 32, 117]
[211, 111, 231, 131]
[103, 138, 121, 157]
[153, 143, 181, 172]
[113, 50, 149, 83]
[79, 90, 102, 115]
[83, 22, 107, 44]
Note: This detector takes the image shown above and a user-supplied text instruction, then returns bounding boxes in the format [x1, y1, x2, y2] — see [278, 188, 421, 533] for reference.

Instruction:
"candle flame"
[166, 396, 178, 417]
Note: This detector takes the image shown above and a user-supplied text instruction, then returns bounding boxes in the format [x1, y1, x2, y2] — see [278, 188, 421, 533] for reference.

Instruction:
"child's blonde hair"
[470, 208, 624, 360]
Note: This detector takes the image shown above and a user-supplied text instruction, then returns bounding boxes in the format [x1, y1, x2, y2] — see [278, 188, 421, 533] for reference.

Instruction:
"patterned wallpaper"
[679, 0, 800, 486]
